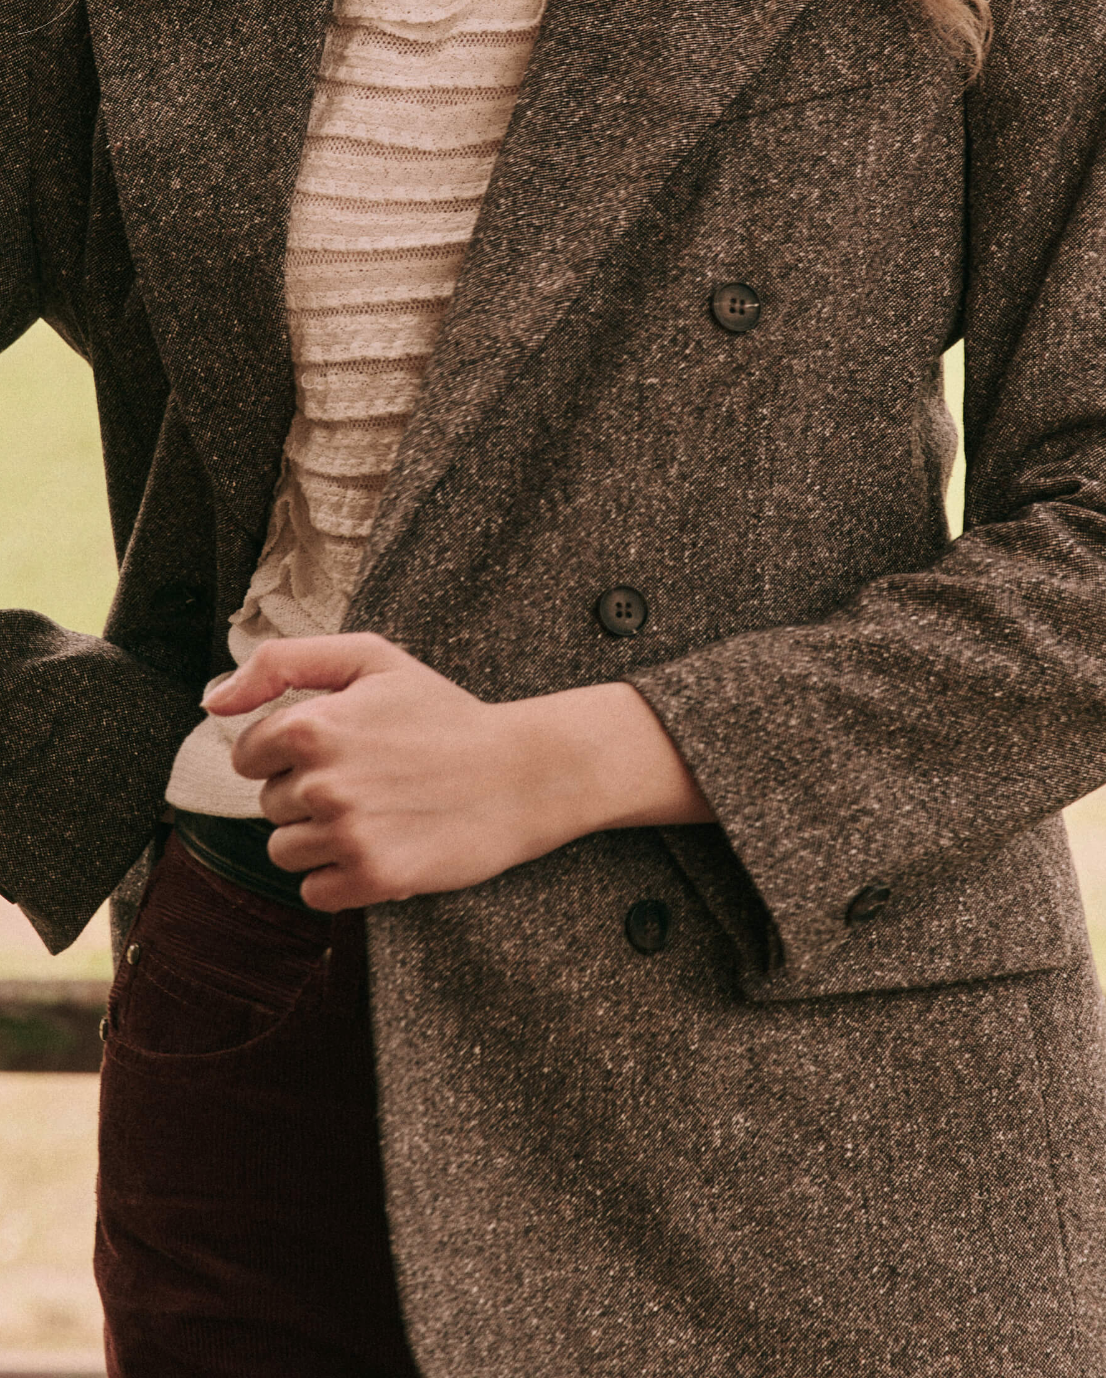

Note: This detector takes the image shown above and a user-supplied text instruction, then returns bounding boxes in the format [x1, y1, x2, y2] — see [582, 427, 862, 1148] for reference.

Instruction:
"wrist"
[503, 680, 715, 844]
[584, 680, 716, 829]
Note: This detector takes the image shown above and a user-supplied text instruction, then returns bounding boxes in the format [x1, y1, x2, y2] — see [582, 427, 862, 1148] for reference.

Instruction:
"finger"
[299, 861, 371, 913]
[230, 715, 299, 780]
[232, 702, 332, 780]
[267, 821, 339, 875]
[202, 632, 409, 716]
[258, 774, 313, 827]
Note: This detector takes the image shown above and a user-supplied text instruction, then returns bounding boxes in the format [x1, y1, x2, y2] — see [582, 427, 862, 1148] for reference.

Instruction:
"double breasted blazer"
[4, 0, 1106, 1370]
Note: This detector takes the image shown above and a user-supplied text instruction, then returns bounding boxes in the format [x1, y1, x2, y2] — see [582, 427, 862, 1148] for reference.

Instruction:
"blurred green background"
[0, 322, 118, 637]
[0, 322, 118, 985]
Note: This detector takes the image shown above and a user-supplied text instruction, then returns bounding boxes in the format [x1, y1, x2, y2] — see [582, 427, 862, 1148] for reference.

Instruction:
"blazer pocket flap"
[657, 817, 1083, 1002]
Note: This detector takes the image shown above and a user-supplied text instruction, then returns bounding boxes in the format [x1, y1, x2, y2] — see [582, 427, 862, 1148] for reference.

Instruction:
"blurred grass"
[0, 322, 117, 980]
[0, 903, 113, 982]
[0, 1074, 104, 1362]
[0, 322, 116, 637]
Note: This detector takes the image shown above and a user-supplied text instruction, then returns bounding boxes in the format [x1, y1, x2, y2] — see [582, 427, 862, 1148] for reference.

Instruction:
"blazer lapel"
[347, 0, 815, 601]
[89, 0, 811, 567]
[88, 0, 334, 540]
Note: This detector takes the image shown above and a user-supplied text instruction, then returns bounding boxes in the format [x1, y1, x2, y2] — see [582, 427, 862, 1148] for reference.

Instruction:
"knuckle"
[231, 739, 258, 778]
[266, 832, 290, 868]
[329, 813, 362, 849]
[300, 876, 339, 913]
[284, 713, 322, 753]
[325, 781, 355, 814]
[300, 776, 337, 814]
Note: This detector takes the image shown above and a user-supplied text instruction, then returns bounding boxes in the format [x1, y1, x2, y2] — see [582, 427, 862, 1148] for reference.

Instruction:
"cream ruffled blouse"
[165, 0, 548, 816]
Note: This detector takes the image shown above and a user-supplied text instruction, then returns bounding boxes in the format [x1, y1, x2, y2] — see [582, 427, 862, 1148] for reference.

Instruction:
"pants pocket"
[106, 830, 333, 1058]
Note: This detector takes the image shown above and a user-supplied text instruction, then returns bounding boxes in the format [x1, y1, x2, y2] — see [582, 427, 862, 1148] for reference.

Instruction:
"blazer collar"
[89, 0, 812, 571]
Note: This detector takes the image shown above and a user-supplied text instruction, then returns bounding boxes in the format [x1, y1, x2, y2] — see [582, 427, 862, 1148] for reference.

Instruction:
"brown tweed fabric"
[3, 0, 1106, 1370]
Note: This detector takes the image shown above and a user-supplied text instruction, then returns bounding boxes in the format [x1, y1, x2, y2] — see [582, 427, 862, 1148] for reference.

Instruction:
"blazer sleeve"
[0, 7, 39, 351]
[622, 2, 1106, 978]
[0, 10, 204, 954]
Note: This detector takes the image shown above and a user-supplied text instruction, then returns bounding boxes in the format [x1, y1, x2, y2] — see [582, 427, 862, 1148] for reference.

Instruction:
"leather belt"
[172, 808, 330, 916]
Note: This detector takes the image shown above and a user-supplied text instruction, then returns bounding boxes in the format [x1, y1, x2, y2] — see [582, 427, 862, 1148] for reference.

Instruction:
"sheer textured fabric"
[165, 0, 548, 815]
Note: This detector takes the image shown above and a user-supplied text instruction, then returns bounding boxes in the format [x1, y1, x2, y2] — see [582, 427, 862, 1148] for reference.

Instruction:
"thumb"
[201, 633, 407, 715]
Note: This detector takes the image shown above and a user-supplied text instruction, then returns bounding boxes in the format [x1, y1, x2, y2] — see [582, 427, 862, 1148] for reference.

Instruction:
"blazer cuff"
[0, 611, 205, 953]
[622, 637, 919, 979]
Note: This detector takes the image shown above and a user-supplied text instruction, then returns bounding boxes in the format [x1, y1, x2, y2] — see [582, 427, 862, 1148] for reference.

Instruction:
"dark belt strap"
[172, 809, 331, 916]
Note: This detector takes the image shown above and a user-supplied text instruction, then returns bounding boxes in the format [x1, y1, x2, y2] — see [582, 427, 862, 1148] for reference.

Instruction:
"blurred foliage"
[0, 1005, 105, 1073]
[0, 321, 115, 636]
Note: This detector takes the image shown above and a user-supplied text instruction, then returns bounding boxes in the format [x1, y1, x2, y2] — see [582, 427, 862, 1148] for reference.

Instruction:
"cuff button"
[625, 898, 671, 955]
[846, 884, 892, 925]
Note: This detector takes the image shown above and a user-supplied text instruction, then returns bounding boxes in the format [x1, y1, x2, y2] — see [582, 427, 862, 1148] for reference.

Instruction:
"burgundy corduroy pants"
[94, 829, 423, 1377]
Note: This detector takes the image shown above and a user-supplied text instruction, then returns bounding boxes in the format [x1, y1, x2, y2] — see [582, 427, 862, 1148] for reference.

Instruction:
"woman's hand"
[203, 632, 715, 911]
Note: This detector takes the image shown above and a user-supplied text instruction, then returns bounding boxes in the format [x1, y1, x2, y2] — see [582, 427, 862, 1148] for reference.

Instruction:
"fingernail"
[201, 676, 237, 709]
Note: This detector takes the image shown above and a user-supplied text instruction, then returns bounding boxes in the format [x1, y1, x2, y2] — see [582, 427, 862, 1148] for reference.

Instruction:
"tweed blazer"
[5, 0, 1106, 1370]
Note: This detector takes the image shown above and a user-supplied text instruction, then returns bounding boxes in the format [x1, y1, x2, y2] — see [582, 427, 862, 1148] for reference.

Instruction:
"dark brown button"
[98, 1015, 110, 1042]
[711, 282, 761, 333]
[625, 899, 671, 955]
[846, 884, 892, 925]
[596, 586, 648, 637]
[126, 942, 142, 965]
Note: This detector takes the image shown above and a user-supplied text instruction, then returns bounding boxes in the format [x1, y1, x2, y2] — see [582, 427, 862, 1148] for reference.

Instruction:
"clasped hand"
[202, 632, 587, 912]
[203, 631, 715, 911]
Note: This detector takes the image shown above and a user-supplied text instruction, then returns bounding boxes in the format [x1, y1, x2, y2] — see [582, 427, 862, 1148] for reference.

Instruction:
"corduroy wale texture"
[4, 0, 1106, 1371]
